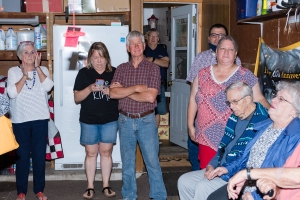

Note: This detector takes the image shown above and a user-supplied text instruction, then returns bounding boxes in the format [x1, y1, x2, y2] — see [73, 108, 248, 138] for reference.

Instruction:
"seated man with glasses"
[178, 81, 269, 200]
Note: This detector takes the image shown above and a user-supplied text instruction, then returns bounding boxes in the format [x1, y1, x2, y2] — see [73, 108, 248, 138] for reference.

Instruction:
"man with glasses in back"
[186, 24, 242, 171]
[144, 29, 170, 127]
[178, 81, 268, 200]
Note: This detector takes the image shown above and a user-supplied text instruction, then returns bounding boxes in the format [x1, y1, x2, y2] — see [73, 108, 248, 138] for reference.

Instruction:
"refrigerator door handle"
[59, 49, 63, 106]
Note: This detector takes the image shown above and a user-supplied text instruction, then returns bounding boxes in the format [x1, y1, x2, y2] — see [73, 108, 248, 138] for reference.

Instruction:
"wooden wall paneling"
[199, 1, 230, 52]
[197, 3, 203, 53]
[131, 0, 143, 32]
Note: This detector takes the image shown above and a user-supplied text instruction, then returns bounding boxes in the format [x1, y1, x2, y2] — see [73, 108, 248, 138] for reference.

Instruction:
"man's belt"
[119, 109, 154, 119]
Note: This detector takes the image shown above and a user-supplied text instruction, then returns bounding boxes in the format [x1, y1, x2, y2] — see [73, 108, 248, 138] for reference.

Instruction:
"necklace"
[25, 70, 36, 90]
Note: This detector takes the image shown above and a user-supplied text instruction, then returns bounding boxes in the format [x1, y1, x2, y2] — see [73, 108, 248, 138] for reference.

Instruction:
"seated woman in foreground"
[207, 80, 300, 200]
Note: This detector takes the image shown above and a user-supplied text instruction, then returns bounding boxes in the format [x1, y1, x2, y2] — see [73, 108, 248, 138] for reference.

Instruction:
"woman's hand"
[188, 126, 197, 143]
[35, 51, 42, 68]
[102, 86, 110, 95]
[256, 178, 278, 200]
[20, 61, 29, 77]
[227, 170, 247, 199]
[207, 167, 228, 180]
[89, 83, 102, 93]
[242, 192, 254, 200]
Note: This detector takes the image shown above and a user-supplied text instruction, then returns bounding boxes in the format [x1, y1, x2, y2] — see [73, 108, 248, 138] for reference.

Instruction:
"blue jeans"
[118, 112, 167, 200]
[155, 83, 167, 115]
[188, 136, 200, 171]
[13, 119, 48, 195]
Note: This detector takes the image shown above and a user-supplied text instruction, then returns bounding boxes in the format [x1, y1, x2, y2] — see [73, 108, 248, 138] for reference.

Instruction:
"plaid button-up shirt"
[112, 58, 160, 113]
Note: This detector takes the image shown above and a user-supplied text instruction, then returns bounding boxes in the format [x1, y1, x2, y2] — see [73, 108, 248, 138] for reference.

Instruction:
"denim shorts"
[80, 121, 118, 145]
[155, 83, 168, 115]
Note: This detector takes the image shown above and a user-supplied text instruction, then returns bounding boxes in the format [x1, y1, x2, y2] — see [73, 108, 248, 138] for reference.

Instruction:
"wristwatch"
[246, 167, 253, 180]
[152, 57, 155, 62]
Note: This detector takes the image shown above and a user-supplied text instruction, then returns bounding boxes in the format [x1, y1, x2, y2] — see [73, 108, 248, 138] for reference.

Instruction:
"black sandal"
[102, 187, 116, 198]
[83, 188, 95, 199]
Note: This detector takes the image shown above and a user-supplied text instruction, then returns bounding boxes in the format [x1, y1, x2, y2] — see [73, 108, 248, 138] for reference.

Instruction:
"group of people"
[178, 23, 300, 200]
[5, 28, 169, 200]
[3, 22, 300, 200]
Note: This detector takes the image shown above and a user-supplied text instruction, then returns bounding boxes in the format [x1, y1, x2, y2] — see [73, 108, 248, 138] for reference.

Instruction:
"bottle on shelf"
[262, 0, 268, 15]
[0, 29, 5, 50]
[34, 26, 41, 50]
[40, 24, 47, 49]
[257, 0, 262, 16]
[5, 28, 17, 50]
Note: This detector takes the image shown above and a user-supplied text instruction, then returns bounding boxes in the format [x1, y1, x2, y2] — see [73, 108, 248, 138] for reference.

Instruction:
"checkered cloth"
[0, 76, 7, 95]
[48, 97, 54, 120]
[46, 119, 64, 160]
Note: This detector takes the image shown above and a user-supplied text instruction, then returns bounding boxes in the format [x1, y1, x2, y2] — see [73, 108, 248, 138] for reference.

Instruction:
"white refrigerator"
[53, 25, 128, 170]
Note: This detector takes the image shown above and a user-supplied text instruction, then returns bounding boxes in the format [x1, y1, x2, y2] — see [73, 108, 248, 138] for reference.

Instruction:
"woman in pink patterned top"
[187, 36, 270, 169]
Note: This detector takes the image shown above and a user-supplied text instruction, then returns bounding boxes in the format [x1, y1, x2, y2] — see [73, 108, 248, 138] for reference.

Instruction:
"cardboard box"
[158, 125, 169, 140]
[159, 113, 169, 126]
[27, 0, 63, 13]
[96, 0, 130, 12]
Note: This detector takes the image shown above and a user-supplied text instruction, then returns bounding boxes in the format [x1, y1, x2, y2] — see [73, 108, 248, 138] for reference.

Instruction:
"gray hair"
[126, 30, 145, 46]
[147, 29, 160, 37]
[217, 35, 239, 52]
[16, 41, 36, 59]
[225, 81, 253, 100]
[276, 81, 300, 118]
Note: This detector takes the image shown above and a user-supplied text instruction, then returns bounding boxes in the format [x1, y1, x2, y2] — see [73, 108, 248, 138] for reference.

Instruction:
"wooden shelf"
[0, 11, 130, 61]
[237, 9, 293, 23]
[0, 12, 47, 24]
[53, 12, 130, 25]
[0, 50, 47, 61]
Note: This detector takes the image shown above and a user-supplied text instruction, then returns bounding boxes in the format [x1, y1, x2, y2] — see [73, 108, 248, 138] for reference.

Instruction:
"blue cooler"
[236, 0, 258, 20]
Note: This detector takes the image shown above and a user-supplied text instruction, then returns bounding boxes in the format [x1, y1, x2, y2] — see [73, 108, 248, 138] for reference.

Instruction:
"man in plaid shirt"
[110, 30, 166, 200]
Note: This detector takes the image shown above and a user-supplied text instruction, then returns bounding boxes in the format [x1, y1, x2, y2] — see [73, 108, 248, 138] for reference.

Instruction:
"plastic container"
[257, 0, 262, 16]
[5, 28, 17, 50]
[17, 28, 34, 45]
[236, 0, 257, 20]
[0, 29, 5, 50]
[34, 26, 41, 50]
[40, 24, 47, 49]
[262, 0, 268, 15]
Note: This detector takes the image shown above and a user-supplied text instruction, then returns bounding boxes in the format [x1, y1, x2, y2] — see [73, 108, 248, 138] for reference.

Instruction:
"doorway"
[143, 3, 197, 169]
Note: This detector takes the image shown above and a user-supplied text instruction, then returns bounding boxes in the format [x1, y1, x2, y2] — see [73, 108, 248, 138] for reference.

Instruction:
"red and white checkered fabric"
[46, 135, 64, 160]
[48, 97, 54, 120]
[0, 76, 7, 94]
[46, 119, 64, 160]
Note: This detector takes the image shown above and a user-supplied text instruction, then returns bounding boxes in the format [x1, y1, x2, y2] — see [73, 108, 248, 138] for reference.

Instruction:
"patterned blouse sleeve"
[242, 68, 258, 88]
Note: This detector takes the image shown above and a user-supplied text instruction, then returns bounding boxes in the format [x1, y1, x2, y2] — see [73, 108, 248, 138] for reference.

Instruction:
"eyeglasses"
[226, 95, 249, 106]
[273, 95, 292, 105]
[210, 33, 226, 39]
[218, 47, 235, 53]
[20, 41, 34, 45]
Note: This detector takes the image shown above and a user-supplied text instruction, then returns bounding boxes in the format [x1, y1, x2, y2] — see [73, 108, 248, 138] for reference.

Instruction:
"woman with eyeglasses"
[187, 36, 270, 170]
[206, 80, 300, 200]
[6, 41, 53, 200]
